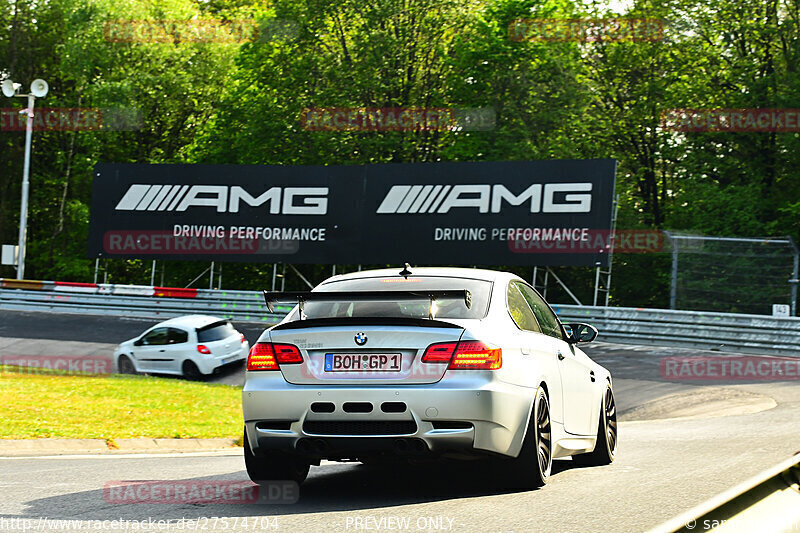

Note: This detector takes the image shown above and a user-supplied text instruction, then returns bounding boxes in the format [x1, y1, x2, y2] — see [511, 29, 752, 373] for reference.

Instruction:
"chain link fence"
[664, 233, 799, 316]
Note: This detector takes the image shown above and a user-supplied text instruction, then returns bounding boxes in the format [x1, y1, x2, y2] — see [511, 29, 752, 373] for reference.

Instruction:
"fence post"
[789, 236, 799, 316]
[593, 266, 600, 306]
[664, 231, 678, 310]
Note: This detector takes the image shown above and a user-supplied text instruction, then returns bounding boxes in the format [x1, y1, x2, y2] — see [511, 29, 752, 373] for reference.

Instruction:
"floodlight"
[1, 79, 20, 97]
[30, 79, 49, 97]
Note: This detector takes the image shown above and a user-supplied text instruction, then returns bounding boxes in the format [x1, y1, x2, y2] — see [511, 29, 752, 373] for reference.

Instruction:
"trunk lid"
[268, 318, 465, 385]
[202, 334, 242, 357]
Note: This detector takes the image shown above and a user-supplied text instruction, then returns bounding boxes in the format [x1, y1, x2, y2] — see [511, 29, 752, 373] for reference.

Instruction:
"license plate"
[324, 353, 402, 372]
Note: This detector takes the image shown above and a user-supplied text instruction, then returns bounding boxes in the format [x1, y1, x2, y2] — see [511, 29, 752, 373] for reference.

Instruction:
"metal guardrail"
[0, 287, 287, 324]
[2, 284, 799, 355]
[553, 304, 800, 356]
[649, 453, 800, 532]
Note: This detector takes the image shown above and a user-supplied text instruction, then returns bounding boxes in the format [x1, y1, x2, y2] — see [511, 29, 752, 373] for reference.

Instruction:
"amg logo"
[114, 185, 329, 214]
[376, 183, 593, 214]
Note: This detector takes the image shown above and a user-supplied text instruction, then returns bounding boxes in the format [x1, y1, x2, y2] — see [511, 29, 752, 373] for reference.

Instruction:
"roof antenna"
[399, 263, 412, 279]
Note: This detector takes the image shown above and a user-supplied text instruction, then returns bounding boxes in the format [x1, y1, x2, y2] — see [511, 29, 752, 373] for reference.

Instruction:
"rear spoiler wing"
[263, 289, 472, 319]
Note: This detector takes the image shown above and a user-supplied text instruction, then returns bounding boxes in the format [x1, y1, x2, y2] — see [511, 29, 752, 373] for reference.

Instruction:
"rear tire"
[572, 385, 617, 466]
[182, 360, 203, 381]
[505, 386, 551, 489]
[118, 355, 136, 375]
[243, 431, 310, 485]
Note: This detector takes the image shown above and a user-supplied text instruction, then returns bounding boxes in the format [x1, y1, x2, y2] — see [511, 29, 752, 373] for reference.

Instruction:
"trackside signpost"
[87, 160, 616, 266]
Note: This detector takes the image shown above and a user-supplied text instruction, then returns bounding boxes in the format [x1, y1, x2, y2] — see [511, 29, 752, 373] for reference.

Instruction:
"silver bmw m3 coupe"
[242, 266, 617, 488]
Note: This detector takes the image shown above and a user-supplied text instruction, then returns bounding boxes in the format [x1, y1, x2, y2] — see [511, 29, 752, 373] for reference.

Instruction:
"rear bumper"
[196, 344, 249, 375]
[242, 372, 535, 459]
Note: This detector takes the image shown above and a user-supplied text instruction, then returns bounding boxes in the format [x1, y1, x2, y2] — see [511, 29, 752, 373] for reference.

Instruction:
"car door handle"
[589, 370, 596, 382]
[557, 351, 565, 361]
[158, 349, 166, 352]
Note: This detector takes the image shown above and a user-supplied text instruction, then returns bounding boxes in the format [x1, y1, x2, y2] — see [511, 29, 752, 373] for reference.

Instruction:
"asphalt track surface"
[1, 309, 799, 532]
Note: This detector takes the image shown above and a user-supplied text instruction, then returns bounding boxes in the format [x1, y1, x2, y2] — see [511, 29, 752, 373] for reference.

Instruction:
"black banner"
[88, 160, 616, 267]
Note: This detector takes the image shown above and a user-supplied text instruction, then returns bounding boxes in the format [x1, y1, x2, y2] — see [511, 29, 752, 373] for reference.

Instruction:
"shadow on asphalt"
[13, 459, 585, 520]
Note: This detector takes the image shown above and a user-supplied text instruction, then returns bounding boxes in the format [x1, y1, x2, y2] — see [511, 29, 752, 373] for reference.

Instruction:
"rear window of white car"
[300, 276, 492, 320]
[197, 322, 237, 342]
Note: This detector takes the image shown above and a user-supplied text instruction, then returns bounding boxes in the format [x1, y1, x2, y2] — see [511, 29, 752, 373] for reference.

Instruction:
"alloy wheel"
[537, 393, 552, 474]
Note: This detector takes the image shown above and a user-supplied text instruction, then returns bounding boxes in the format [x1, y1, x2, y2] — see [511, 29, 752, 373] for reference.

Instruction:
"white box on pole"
[2, 244, 18, 266]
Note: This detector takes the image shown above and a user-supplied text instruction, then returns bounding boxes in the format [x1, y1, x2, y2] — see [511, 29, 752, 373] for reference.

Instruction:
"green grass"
[0, 368, 243, 439]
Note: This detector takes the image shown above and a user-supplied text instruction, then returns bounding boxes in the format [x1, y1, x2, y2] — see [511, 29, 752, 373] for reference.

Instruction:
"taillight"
[449, 341, 502, 370]
[246, 342, 303, 371]
[422, 341, 502, 370]
[197, 344, 211, 355]
[273, 344, 303, 364]
[247, 343, 278, 371]
[422, 342, 458, 363]
[240, 333, 246, 343]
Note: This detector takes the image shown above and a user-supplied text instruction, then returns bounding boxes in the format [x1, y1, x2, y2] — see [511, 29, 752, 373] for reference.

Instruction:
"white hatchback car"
[115, 315, 249, 379]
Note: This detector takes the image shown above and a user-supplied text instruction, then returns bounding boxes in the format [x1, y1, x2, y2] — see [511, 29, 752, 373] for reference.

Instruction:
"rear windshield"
[297, 276, 492, 320]
[196, 322, 237, 342]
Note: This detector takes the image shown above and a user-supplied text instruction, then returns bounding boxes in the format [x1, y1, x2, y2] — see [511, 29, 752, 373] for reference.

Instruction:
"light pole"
[2, 78, 49, 279]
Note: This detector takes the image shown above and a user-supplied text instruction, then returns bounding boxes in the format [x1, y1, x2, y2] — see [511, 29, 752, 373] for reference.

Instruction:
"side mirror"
[565, 323, 598, 344]
[133, 338, 144, 347]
